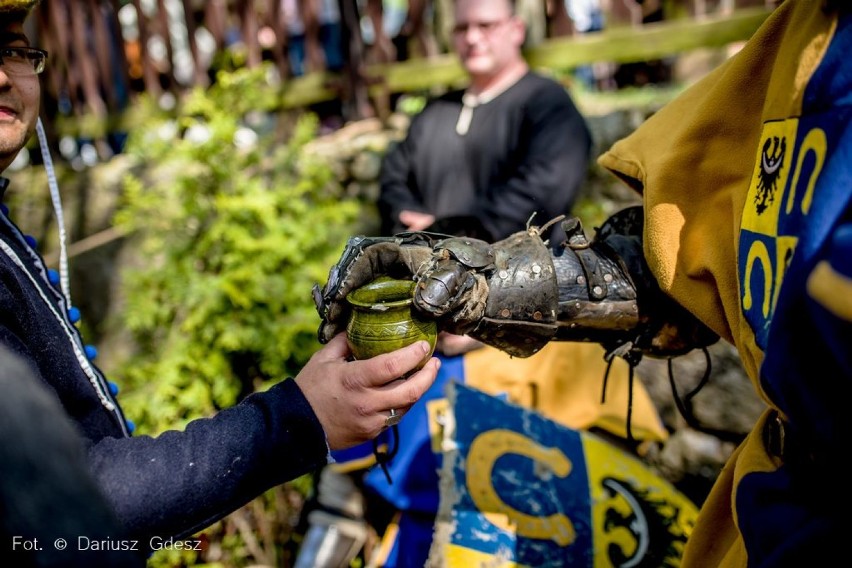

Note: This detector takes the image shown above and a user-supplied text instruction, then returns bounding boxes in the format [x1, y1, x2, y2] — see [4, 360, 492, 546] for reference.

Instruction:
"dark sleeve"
[378, 114, 430, 236]
[477, 85, 592, 241]
[88, 379, 329, 542]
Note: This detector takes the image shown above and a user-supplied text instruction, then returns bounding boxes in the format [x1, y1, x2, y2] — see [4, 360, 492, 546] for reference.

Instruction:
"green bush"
[112, 65, 363, 565]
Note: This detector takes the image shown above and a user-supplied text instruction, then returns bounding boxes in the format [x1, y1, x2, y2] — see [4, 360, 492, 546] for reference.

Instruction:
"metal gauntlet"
[553, 207, 718, 359]
[414, 230, 559, 358]
[469, 230, 559, 357]
[411, 207, 717, 360]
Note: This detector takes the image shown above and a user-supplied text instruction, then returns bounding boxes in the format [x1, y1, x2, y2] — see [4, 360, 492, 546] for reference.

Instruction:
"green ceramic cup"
[346, 276, 437, 370]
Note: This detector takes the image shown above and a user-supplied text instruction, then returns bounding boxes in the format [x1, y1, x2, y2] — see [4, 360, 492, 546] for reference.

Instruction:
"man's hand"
[436, 333, 484, 356]
[399, 210, 436, 231]
[295, 334, 441, 449]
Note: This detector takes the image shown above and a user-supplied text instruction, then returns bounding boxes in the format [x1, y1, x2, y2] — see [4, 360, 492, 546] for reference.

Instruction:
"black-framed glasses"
[0, 47, 48, 76]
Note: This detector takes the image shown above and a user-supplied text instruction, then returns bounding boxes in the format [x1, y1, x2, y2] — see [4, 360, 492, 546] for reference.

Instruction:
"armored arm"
[314, 206, 717, 359]
[550, 207, 718, 358]
[414, 206, 718, 359]
[414, 228, 559, 357]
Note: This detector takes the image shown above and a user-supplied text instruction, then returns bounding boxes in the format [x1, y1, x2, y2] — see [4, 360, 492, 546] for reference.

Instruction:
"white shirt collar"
[455, 71, 527, 136]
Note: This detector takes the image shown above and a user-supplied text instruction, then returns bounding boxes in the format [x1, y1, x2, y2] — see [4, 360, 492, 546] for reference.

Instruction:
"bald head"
[455, 0, 515, 19]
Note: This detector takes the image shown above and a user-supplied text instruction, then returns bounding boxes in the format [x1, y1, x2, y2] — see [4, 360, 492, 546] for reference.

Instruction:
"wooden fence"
[26, 0, 774, 160]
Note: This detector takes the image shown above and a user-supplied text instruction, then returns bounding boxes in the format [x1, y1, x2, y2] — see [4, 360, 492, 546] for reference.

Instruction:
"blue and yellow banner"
[432, 382, 697, 567]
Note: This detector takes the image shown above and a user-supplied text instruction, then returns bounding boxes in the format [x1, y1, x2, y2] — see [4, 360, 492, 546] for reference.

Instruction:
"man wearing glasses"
[0, 34, 44, 165]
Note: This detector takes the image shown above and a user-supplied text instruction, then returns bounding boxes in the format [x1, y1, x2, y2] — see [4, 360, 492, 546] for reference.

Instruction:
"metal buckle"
[763, 411, 786, 459]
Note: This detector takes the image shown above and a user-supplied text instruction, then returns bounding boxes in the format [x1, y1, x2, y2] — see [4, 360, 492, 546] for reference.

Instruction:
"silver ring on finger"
[384, 408, 402, 429]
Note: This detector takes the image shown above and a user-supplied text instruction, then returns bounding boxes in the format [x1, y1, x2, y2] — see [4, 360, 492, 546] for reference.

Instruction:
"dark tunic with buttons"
[0, 178, 328, 542]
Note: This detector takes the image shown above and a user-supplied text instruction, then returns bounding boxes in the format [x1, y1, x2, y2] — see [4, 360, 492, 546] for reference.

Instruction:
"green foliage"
[113, 64, 360, 435]
[395, 93, 428, 116]
[114, 67, 363, 565]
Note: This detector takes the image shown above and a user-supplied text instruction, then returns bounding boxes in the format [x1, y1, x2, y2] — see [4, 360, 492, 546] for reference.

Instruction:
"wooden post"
[180, 0, 209, 87]
[68, 0, 108, 120]
[154, 0, 179, 91]
[266, 0, 291, 78]
[204, 0, 229, 53]
[237, 0, 262, 68]
[87, 0, 119, 110]
[130, 0, 163, 98]
[338, 0, 375, 121]
[106, 0, 134, 106]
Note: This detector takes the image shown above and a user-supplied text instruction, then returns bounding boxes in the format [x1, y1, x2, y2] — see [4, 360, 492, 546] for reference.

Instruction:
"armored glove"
[314, 233, 440, 343]
[313, 227, 556, 357]
[415, 207, 718, 359]
[413, 227, 559, 357]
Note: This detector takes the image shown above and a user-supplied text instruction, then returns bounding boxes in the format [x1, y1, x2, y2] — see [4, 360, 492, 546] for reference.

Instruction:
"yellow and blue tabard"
[597, 1, 852, 565]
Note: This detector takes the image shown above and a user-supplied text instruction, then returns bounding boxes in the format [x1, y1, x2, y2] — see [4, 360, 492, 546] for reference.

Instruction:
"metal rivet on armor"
[533, 311, 542, 320]
[464, 241, 471, 245]
[461, 254, 469, 262]
[593, 285, 603, 295]
[575, 301, 581, 308]
[570, 323, 577, 328]
[499, 270, 509, 279]
[532, 264, 541, 274]
[500, 308, 511, 318]
[576, 276, 585, 285]
[603, 273, 613, 283]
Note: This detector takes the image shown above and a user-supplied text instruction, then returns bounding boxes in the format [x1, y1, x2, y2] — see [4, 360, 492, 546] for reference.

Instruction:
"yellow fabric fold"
[596, 1, 837, 565]
[463, 342, 668, 443]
